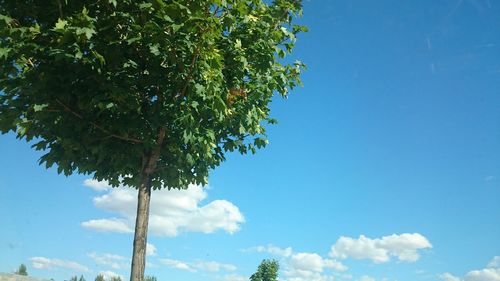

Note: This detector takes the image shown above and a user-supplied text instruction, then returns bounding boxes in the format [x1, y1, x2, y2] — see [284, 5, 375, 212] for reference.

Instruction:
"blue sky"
[1, 1, 500, 281]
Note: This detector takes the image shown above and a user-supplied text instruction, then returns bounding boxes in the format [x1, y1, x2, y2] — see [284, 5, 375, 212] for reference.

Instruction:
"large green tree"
[0, 1, 305, 281]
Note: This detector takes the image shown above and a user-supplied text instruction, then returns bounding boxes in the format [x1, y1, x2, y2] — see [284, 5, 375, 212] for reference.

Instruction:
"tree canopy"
[0, 0, 306, 190]
[250, 259, 279, 281]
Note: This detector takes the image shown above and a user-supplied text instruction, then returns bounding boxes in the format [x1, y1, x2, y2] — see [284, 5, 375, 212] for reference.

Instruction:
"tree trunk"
[130, 174, 152, 281]
[129, 127, 165, 281]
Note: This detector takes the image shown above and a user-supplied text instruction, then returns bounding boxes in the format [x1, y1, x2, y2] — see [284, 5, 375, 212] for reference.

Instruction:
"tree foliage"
[250, 259, 279, 281]
[0, 0, 306, 189]
[94, 274, 105, 281]
[144, 276, 157, 281]
[15, 264, 28, 276]
[0, 1, 305, 281]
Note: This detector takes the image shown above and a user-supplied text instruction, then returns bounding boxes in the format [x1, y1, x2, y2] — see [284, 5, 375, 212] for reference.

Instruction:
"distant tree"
[94, 274, 105, 281]
[15, 264, 28, 276]
[144, 276, 157, 281]
[69, 275, 78, 281]
[110, 277, 122, 281]
[250, 259, 279, 281]
[79, 275, 86, 281]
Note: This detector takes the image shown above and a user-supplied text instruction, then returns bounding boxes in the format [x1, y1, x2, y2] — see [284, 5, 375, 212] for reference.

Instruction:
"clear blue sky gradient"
[1, 1, 499, 281]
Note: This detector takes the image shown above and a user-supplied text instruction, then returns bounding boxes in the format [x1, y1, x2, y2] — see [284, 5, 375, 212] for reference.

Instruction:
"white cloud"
[81, 218, 133, 233]
[329, 233, 432, 263]
[439, 273, 462, 281]
[194, 261, 237, 272]
[359, 276, 376, 281]
[219, 274, 248, 281]
[245, 244, 346, 281]
[88, 252, 129, 270]
[290, 253, 347, 272]
[160, 258, 195, 272]
[489, 257, 500, 268]
[30, 257, 89, 272]
[84, 179, 112, 192]
[280, 251, 347, 281]
[98, 270, 125, 281]
[247, 245, 293, 257]
[283, 268, 334, 281]
[440, 256, 500, 281]
[160, 258, 237, 273]
[146, 243, 157, 256]
[465, 268, 500, 281]
[81, 182, 244, 237]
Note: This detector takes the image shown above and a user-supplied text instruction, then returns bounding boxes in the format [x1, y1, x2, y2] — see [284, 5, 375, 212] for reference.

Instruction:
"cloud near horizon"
[440, 256, 500, 281]
[329, 233, 432, 263]
[246, 244, 346, 281]
[98, 270, 125, 281]
[88, 252, 129, 270]
[244, 244, 293, 257]
[30, 257, 89, 272]
[81, 180, 244, 237]
[160, 258, 237, 273]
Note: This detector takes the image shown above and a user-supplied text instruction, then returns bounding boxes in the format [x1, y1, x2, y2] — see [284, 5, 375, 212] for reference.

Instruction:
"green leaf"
[235, 39, 242, 49]
[33, 104, 49, 112]
[127, 36, 142, 45]
[0, 48, 10, 59]
[149, 44, 160, 56]
[171, 23, 183, 32]
[0, 14, 13, 24]
[54, 19, 67, 30]
[139, 3, 153, 10]
[91, 50, 106, 65]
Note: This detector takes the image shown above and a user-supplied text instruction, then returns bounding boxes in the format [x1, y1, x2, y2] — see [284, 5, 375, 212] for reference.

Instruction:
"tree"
[0, 1, 305, 281]
[15, 264, 28, 276]
[94, 274, 105, 281]
[110, 277, 122, 281]
[144, 276, 157, 281]
[250, 259, 279, 281]
[79, 275, 86, 281]
[69, 276, 78, 281]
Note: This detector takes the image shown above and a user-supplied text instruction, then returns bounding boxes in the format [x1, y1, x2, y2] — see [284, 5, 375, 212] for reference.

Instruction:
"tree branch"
[55, 99, 143, 144]
[56, 0, 64, 18]
[179, 47, 200, 98]
[144, 127, 166, 175]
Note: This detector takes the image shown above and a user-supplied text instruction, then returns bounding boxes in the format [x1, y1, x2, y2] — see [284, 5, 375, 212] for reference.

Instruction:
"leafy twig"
[55, 99, 143, 144]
